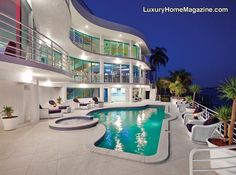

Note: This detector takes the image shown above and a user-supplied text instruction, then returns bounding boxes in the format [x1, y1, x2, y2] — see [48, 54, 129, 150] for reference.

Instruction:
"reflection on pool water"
[89, 106, 165, 156]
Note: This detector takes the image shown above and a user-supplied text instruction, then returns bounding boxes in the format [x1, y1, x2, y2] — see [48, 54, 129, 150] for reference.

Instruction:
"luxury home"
[0, 1, 235, 175]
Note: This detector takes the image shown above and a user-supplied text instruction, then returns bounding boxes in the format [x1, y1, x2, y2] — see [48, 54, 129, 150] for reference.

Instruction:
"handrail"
[189, 145, 236, 175]
[0, 12, 67, 54]
[193, 101, 236, 142]
[0, 12, 71, 73]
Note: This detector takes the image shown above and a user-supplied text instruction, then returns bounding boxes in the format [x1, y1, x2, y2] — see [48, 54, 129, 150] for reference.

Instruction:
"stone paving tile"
[0, 102, 212, 175]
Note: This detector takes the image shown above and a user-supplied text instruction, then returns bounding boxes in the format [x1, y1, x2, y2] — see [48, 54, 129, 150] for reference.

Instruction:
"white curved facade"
[0, 0, 154, 126]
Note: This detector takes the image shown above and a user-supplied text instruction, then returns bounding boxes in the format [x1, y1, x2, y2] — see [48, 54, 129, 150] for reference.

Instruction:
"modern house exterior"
[0, 0, 153, 126]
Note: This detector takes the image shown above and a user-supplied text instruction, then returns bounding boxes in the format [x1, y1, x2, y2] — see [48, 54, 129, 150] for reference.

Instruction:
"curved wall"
[71, 0, 150, 54]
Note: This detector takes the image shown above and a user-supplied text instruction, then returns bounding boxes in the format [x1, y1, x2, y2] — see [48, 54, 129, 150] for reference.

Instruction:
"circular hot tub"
[49, 116, 99, 130]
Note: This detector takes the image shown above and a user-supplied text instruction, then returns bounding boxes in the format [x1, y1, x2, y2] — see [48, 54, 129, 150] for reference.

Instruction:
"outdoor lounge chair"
[133, 95, 142, 102]
[73, 98, 80, 109]
[39, 105, 62, 119]
[182, 107, 204, 125]
[186, 117, 220, 143]
[48, 100, 71, 113]
[73, 98, 92, 110]
[92, 97, 104, 107]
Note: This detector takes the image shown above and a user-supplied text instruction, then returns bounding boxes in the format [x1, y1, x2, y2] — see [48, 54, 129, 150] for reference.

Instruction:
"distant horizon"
[84, 0, 236, 87]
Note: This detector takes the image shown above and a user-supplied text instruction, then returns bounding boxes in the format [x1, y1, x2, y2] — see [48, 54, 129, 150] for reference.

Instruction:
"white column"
[139, 87, 142, 98]
[100, 85, 104, 101]
[129, 86, 133, 102]
[100, 35, 104, 54]
[129, 61, 133, 83]
[100, 59, 104, 83]
[139, 45, 142, 60]
[30, 80, 39, 123]
[129, 40, 132, 58]
[60, 86, 67, 104]
[139, 67, 142, 84]
[108, 87, 112, 103]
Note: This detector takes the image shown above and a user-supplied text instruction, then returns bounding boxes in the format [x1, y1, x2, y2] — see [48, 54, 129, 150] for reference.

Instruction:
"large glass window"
[53, 50, 62, 69]
[121, 65, 129, 83]
[92, 37, 100, 53]
[104, 40, 111, 55]
[70, 28, 100, 53]
[111, 88, 126, 102]
[133, 65, 140, 83]
[117, 42, 123, 56]
[104, 63, 121, 83]
[67, 88, 100, 100]
[92, 62, 100, 83]
[124, 43, 129, 57]
[113, 64, 120, 83]
[74, 30, 83, 48]
[132, 45, 139, 59]
[83, 34, 92, 51]
[83, 61, 91, 82]
[110, 41, 117, 56]
[103, 39, 129, 57]
[70, 56, 100, 83]
[104, 63, 113, 82]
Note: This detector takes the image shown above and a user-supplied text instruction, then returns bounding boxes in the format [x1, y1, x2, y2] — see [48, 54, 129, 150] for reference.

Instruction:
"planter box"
[1, 116, 18, 130]
[207, 138, 236, 175]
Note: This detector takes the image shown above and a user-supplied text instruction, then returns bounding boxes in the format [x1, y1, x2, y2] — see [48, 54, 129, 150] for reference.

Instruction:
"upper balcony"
[69, 27, 149, 64]
[0, 12, 72, 78]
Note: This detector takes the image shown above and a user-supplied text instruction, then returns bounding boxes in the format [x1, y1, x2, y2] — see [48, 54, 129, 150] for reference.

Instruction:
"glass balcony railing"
[73, 71, 100, 83]
[0, 12, 71, 73]
[69, 28, 147, 61]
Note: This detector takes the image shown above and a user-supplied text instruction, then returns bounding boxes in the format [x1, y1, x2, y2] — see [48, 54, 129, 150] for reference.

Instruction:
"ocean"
[198, 87, 231, 109]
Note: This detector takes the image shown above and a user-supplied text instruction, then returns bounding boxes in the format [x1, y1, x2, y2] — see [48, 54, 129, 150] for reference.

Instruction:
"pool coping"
[85, 103, 177, 163]
[48, 116, 99, 130]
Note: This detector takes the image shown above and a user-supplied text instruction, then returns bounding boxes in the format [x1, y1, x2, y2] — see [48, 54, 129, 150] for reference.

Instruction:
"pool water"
[89, 106, 165, 156]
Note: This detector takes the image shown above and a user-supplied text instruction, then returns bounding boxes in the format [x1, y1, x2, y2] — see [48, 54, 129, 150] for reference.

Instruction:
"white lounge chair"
[186, 117, 220, 143]
[182, 107, 204, 125]
[92, 97, 104, 107]
[39, 105, 63, 119]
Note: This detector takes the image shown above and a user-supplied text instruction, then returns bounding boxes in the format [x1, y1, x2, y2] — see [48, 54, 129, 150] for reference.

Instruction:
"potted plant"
[169, 80, 186, 106]
[185, 95, 193, 104]
[1, 106, 18, 130]
[189, 84, 201, 107]
[218, 77, 236, 145]
[57, 96, 62, 105]
[208, 106, 231, 144]
[207, 77, 236, 175]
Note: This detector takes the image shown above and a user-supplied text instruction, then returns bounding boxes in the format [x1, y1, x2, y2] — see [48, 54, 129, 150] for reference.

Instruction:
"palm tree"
[156, 78, 171, 100]
[169, 69, 192, 89]
[218, 78, 236, 145]
[169, 81, 186, 97]
[189, 84, 201, 105]
[215, 106, 231, 140]
[185, 95, 193, 104]
[149, 47, 169, 83]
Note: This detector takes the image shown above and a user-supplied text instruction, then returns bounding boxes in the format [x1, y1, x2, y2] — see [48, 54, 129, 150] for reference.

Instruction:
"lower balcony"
[72, 71, 150, 85]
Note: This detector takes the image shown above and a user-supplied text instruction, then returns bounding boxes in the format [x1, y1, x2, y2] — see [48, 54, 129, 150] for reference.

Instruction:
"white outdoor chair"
[186, 118, 220, 143]
[183, 110, 204, 125]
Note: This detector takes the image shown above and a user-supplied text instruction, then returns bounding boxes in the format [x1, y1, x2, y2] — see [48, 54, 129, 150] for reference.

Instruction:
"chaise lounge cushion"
[193, 107, 203, 114]
[73, 98, 79, 103]
[203, 117, 219, 125]
[58, 106, 70, 110]
[49, 109, 61, 114]
[92, 97, 103, 104]
[49, 100, 57, 106]
[186, 123, 194, 132]
[80, 103, 90, 106]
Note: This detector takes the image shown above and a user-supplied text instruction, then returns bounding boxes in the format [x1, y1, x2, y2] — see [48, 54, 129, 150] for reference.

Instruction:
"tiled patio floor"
[0, 102, 216, 175]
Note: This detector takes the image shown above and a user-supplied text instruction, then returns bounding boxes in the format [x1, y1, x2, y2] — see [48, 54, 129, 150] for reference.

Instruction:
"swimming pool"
[89, 106, 165, 156]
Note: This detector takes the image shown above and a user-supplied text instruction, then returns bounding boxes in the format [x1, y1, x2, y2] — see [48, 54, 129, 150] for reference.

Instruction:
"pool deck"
[0, 101, 216, 175]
